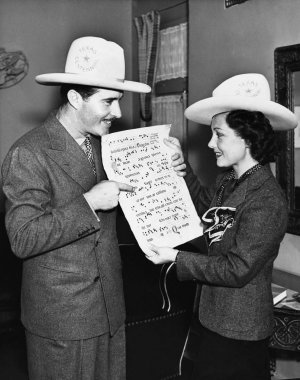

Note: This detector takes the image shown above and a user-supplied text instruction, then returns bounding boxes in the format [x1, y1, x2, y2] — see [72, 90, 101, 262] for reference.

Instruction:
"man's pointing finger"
[117, 182, 135, 192]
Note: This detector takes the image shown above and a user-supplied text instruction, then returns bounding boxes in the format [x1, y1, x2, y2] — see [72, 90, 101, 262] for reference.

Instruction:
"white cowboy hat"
[184, 73, 298, 130]
[35, 36, 151, 93]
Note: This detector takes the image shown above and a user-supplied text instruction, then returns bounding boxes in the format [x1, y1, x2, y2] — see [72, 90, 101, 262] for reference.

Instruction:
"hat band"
[66, 72, 124, 82]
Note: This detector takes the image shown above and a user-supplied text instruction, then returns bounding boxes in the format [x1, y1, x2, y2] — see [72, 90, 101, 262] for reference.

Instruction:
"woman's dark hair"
[226, 110, 279, 164]
[60, 84, 98, 105]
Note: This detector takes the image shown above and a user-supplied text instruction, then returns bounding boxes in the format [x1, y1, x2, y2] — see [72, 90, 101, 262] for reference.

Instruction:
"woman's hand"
[146, 245, 179, 264]
[164, 137, 186, 177]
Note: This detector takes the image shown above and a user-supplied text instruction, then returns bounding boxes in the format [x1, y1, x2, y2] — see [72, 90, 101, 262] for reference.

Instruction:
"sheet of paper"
[102, 125, 203, 255]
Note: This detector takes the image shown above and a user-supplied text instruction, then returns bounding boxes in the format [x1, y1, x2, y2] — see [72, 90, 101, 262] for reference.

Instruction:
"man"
[1, 36, 150, 380]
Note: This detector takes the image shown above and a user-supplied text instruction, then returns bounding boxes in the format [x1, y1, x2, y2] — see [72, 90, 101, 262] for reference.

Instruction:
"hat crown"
[35, 36, 151, 93]
[212, 73, 271, 100]
[65, 36, 125, 80]
[184, 73, 297, 130]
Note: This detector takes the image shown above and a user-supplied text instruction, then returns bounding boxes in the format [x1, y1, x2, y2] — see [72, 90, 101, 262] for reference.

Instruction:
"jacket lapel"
[222, 182, 247, 209]
[44, 115, 96, 191]
[212, 165, 273, 209]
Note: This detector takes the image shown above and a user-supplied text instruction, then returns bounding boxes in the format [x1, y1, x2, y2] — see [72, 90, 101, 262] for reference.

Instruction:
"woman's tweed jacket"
[176, 164, 288, 340]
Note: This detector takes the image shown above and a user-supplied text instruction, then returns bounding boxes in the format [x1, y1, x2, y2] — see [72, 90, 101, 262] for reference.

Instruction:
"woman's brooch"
[202, 206, 236, 246]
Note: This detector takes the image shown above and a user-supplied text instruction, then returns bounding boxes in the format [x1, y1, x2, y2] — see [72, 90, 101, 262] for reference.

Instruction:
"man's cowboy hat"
[185, 73, 298, 130]
[35, 36, 151, 93]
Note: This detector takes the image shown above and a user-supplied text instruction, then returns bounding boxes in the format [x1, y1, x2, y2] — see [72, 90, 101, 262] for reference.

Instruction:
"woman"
[147, 73, 298, 380]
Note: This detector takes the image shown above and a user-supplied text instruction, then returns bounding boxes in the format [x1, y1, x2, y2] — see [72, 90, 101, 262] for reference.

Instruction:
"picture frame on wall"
[293, 106, 300, 148]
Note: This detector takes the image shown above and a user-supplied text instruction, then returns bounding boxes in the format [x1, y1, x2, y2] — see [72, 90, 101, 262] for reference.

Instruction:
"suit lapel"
[44, 115, 96, 191]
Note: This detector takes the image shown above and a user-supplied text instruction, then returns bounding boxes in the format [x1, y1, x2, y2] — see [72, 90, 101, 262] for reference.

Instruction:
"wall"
[0, 0, 135, 211]
[188, 0, 300, 279]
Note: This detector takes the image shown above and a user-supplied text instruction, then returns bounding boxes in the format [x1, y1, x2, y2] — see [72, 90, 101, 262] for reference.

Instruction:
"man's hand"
[84, 180, 134, 211]
[164, 137, 186, 177]
[145, 245, 179, 265]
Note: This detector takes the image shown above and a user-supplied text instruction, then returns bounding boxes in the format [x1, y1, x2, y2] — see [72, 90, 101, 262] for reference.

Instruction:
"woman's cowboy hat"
[35, 36, 151, 93]
[185, 73, 298, 130]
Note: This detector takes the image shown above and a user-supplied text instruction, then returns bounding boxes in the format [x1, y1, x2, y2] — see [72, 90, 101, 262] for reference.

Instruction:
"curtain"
[152, 93, 187, 147]
[155, 22, 187, 82]
[134, 10, 161, 125]
[151, 21, 188, 147]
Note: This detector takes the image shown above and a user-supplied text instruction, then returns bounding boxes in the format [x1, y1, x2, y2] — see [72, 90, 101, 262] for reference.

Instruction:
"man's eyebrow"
[103, 95, 124, 101]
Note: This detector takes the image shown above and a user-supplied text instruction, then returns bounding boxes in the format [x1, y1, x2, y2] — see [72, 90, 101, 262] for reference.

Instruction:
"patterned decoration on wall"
[0, 47, 28, 89]
[225, 0, 250, 8]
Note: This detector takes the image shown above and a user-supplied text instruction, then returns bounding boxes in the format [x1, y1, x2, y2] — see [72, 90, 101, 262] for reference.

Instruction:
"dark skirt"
[190, 320, 271, 380]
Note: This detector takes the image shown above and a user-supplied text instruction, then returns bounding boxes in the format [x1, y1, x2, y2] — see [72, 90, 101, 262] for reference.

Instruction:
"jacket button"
[94, 276, 100, 282]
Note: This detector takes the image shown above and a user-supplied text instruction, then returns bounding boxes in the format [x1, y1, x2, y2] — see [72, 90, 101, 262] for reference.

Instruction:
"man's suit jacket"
[176, 164, 288, 341]
[2, 113, 125, 340]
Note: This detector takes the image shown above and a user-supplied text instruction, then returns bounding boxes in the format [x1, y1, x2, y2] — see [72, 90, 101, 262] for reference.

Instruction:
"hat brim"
[184, 96, 298, 131]
[35, 73, 151, 93]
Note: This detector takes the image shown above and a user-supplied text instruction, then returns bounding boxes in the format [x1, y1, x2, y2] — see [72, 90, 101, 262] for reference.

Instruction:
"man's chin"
[97, 125, 110, 136]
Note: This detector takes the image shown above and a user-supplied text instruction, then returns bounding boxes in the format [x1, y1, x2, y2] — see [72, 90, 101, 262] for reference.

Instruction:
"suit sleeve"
[176, 193, 288, 287]
[2, 145, 100, 258]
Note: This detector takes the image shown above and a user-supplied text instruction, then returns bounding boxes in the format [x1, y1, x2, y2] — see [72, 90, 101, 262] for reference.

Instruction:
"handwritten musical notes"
[102, 125, 203, 255]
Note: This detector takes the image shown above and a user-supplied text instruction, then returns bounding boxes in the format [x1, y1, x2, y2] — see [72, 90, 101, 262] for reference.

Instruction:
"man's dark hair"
[226, 110, 279, 165]
[60, 84, 99, 105]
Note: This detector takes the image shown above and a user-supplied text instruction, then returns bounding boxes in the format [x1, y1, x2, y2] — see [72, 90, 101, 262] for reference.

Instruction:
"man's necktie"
[82, 136, 96, 177]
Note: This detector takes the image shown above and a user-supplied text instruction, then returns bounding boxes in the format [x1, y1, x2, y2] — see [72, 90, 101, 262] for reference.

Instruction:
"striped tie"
[83, 136, 96, 176]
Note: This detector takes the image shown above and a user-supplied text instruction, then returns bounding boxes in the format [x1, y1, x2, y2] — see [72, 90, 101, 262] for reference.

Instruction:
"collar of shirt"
[75, 135, 89, 146]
